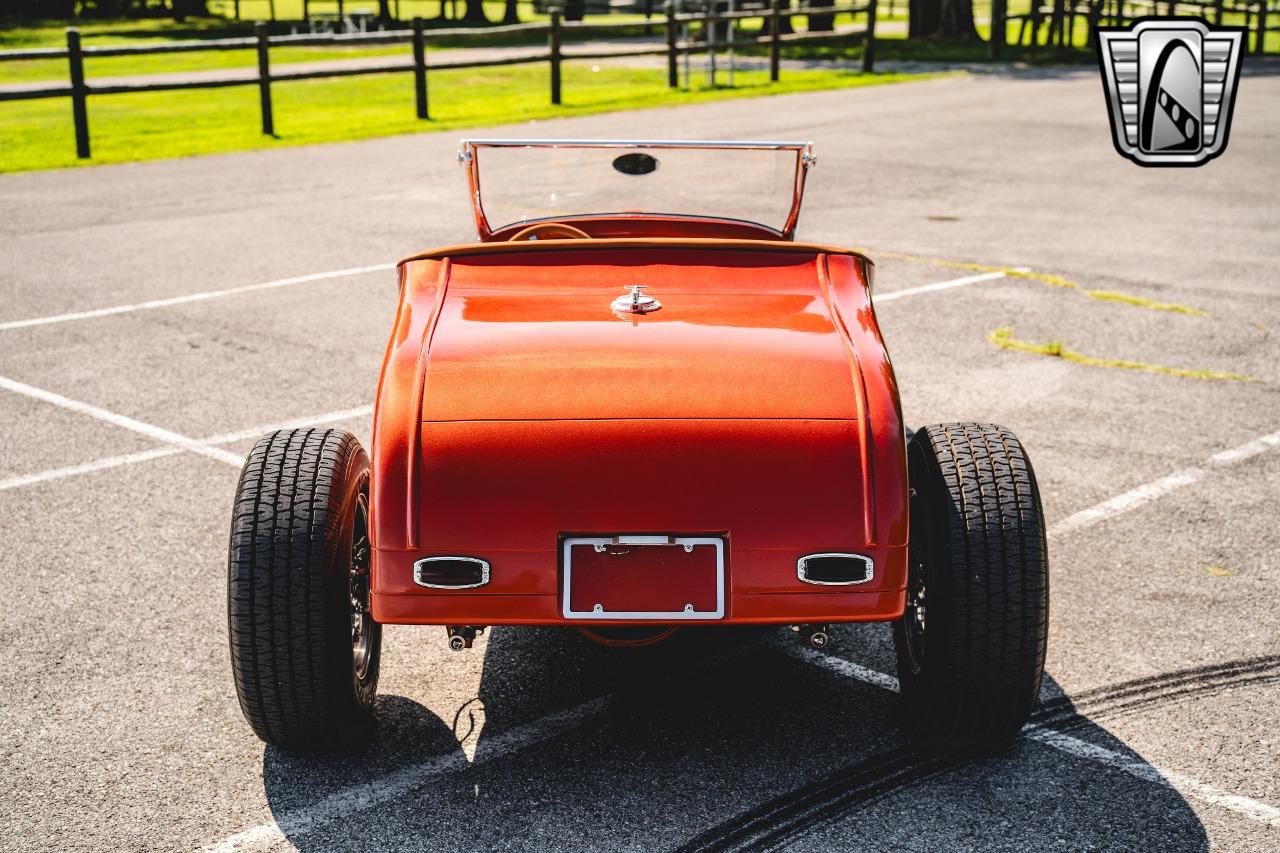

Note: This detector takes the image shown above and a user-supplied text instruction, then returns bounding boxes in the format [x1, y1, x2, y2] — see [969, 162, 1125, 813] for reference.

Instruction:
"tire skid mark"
[1032, 655, 1280, 725]
[671, 746, 978, 853]
[669, 654, 1280, 853]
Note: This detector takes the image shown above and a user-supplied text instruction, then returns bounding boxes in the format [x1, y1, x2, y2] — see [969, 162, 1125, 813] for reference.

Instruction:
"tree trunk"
[808, 0, 835, 32]
[462, 0, 490, 23]
[378, 0, 393, 22]
[761, 0, 794, 36]
[908, 0, 978, 39]
[502, 0, 521, 23]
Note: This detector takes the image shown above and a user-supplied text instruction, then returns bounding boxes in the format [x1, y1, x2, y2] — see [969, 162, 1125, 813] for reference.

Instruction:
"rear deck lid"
[421, 248, 858, 422]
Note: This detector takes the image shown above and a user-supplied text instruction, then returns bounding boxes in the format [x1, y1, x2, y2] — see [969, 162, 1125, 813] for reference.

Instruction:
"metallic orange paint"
[368, 225, 908, 627]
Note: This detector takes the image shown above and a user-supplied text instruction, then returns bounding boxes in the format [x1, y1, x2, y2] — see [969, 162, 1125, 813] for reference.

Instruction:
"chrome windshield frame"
[457, 138, 816, 241]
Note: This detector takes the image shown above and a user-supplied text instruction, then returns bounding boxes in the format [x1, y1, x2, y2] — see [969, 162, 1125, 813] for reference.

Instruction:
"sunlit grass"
[0, 63, 931, 172]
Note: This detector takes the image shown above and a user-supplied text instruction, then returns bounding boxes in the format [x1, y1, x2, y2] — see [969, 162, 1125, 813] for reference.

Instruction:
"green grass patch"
[988, 326, 1254, 382]
[2, 44, 410, 84]
[0, 64, 931, 173]
[0, 13, 662, 84]
[0, 16, 245, 49]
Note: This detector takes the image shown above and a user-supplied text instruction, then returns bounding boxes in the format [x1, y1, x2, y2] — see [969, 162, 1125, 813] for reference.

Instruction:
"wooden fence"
[992, 0, 1276, 57]
[0, 1, 877, 160]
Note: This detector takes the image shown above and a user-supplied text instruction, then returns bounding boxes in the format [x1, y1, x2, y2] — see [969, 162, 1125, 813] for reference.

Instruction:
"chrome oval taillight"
[413, 556, 490, 589]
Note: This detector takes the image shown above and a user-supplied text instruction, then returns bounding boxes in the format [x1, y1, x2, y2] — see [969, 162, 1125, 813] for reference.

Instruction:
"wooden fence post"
[861, 0, 877, 71]
[705, 2, 716, 88]
[66, 28, 91, 159]
[255, 22, 274, 136]
[990, 0, 1006, 59]
[549, 7, 562, 105]
[413, 17, 429, 119]
[770, 0, 781, 81]
[665, 3, 678, 88]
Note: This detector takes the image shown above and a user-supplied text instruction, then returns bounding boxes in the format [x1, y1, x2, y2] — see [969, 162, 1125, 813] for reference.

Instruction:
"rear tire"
[893, 423, 1049, 745]
[228, 428, 381, 751]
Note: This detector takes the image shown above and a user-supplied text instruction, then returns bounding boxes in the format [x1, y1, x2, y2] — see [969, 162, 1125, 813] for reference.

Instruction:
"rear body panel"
[369, 238, 908, 626]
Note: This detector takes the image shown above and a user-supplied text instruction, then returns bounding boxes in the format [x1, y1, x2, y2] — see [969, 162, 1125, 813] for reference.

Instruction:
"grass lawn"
[23, 0, 1277, 87]
[0, 12, 654, 84]
[0, 5, 896, 83]
[0, 64, 935, 173]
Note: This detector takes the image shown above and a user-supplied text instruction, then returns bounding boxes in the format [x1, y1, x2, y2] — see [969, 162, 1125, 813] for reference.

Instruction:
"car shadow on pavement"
[263, 623, 1209, 852]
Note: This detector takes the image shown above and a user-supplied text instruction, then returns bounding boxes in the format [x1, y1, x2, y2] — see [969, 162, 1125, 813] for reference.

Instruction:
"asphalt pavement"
[1, 65, 1278, 851]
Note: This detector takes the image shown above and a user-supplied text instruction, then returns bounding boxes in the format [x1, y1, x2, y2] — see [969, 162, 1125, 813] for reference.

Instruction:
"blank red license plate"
[561, 536, 725, 620]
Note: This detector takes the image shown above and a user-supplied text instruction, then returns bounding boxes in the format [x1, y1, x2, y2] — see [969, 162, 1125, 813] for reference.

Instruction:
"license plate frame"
[561, 536, 726, 620]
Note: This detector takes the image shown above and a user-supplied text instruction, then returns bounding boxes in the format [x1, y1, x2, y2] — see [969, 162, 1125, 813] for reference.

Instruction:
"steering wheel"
[507, 222, 592, 242]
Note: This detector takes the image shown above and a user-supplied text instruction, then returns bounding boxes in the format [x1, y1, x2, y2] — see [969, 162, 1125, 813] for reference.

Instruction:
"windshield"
[460, 140, 814, 240]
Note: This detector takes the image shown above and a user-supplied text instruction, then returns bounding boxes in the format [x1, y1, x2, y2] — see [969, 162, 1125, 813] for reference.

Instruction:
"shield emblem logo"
[1096, 19, 1245, 167]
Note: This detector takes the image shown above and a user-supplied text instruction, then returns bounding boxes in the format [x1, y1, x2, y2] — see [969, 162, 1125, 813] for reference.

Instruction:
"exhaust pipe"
[795, 623, 830, 649]
[446, 625, 485, 650]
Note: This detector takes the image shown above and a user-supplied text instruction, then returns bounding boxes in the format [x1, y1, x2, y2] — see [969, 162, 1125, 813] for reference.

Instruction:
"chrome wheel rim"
[349, 491, 373, 681]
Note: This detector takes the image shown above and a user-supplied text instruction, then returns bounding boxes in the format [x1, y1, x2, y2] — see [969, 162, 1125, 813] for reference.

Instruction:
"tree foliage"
[5, 1, 211, 19]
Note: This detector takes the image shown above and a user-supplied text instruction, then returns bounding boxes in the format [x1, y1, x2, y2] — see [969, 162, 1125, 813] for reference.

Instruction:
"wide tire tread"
[227, 428, 376, 751]
[897, 422, 1049, 744]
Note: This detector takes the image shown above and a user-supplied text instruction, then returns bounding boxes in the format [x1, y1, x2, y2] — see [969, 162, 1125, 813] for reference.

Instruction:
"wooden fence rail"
[216, 0, 664, 23]
[0, 2, 877, 161]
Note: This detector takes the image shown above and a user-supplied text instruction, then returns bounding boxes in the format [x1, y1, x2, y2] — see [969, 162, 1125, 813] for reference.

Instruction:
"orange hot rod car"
[228, 140, 1049, 751]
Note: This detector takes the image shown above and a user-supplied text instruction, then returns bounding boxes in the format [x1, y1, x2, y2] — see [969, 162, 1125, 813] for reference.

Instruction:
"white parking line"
[0, 263, 394, 332]
[785, 643, 1280, 829]
[197, 404, 375, 445]
[1023, 727, 1280, 829]
[208, 639, 1280, 851]
[0, 447, 181, 493]
[203, 697, 610, 853]
[0, 262, 976, 334]
[1050, 429, 1280, 537]
[0, 268, 1007, 494]
[9, 258, 1276, 841]
[0, 403, 374, 492]
[786, 645, 901, 691]
[875, 271, 1007, 303]
[0, 376, 244, 467]
[198, 423, 1280, 849]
